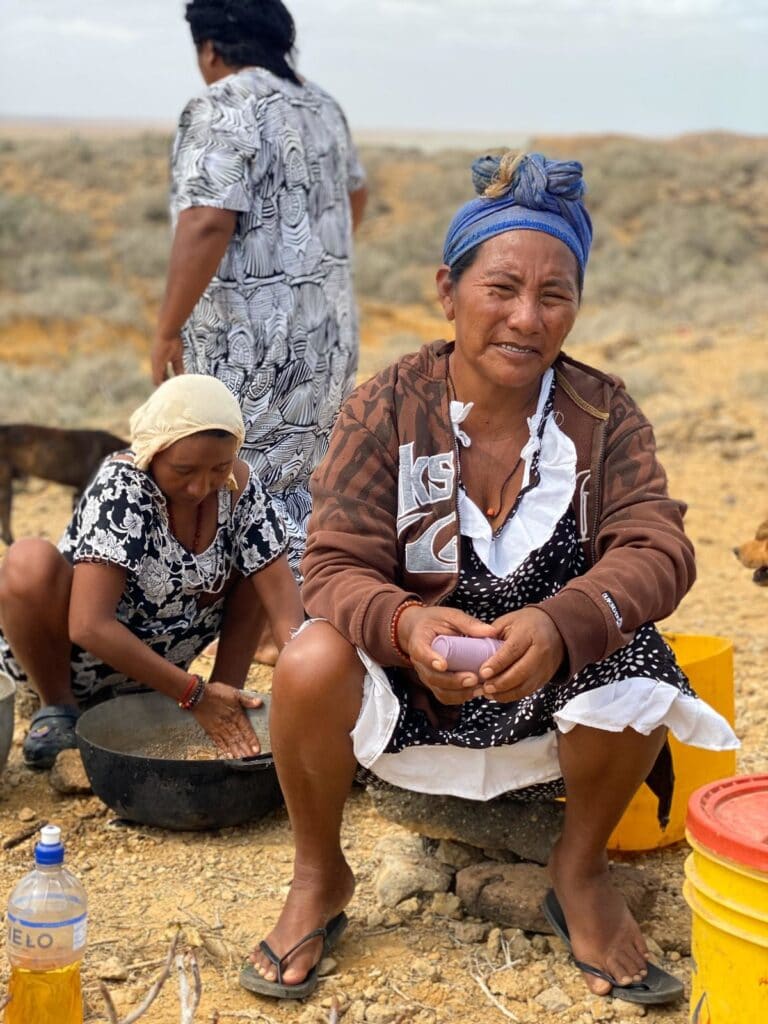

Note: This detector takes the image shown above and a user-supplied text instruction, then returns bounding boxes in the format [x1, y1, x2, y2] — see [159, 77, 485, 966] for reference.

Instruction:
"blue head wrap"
[442, 152, 592, 278]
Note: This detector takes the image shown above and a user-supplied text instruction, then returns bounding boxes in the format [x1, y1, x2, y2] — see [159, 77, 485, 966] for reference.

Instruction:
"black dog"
[0, 424, 127, 545]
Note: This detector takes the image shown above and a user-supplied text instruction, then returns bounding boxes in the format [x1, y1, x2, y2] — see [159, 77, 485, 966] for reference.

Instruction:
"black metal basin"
[76, 691, 283, 831]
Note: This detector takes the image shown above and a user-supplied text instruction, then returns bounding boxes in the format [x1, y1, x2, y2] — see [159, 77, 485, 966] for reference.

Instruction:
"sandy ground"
[0, 318, 766, 1024]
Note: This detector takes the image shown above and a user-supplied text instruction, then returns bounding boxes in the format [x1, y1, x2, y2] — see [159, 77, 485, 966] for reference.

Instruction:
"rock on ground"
[456, 861, 658, 932]
[50, 748, 92, 795]
[371, 834, 453, 907]
[367, 783, 563, 864]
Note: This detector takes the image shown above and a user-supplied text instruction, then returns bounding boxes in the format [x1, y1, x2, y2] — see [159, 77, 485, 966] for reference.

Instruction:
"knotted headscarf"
[129, 375, 245, 489]
[442, 152, 592, 277]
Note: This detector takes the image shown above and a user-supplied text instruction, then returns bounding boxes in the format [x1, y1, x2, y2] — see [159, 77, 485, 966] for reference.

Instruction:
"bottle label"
[7, 911, 88, 956]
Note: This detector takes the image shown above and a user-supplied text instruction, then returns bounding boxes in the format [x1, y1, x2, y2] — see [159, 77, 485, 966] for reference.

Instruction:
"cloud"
[342, 0, 765, 26]
[7, 15, 141, 42]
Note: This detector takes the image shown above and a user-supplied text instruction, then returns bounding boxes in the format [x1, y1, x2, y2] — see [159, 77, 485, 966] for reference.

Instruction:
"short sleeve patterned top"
[169, 68, 366, 570]
[0, 455, 288, 702]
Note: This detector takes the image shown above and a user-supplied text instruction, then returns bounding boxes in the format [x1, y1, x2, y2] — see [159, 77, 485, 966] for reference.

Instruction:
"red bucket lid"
[687, 774, 768, 873]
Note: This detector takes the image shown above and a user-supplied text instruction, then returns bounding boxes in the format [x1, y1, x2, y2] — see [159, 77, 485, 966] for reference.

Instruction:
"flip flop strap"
[31, 706, 79, 724]
[259, 925, 328, 986]
[574, 959, 649, 991]
[28, 707, 79, 736]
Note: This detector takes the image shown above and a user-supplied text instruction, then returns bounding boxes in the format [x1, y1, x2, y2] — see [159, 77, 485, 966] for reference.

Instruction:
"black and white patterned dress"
[0, 456, 287, 705]
[170, 68, 366, 572]
[351, 373, 738, 802]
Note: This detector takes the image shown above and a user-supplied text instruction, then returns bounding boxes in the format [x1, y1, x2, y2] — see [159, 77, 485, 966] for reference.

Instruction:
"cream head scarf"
[129, 375, 245, 489]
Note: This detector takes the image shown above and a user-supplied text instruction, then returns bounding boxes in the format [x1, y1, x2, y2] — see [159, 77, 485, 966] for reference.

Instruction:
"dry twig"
[469, 971, 519, 1022]
[2, 822, 41, 850]
[467, 945, 521, 1023]
[99, 983, 120, 1024]
[389, 981, 433, 1013]
[178, 950, 202, 1024]
[100, 930, 180, 1024]
[177, 906, 221, 931]
[211, 1012, 278, 1023]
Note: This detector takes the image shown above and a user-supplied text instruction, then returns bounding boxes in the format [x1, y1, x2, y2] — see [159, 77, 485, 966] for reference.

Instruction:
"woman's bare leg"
[206, 597, 279, 666]
[0, 539, 75, 706]
[550, 724, 667, 995]
[249, 620, 364, 985]
[204, 598, 280, 663]
[208, 574, 261, 687]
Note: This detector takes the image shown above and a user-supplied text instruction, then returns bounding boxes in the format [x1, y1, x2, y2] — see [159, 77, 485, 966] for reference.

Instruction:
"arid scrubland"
[0, 129, 766, 1024]
[1, 130, 766, 423]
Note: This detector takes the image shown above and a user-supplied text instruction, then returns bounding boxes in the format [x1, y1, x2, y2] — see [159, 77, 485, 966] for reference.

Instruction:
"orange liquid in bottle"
[5, 960, 83, 1024]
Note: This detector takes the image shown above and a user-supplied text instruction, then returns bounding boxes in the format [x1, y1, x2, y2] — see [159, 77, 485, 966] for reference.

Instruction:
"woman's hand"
[151, 333, 185, 385]
[191, 681, 263, 758]
[397, 605, 497, 706]
[477, 608, 565, 702]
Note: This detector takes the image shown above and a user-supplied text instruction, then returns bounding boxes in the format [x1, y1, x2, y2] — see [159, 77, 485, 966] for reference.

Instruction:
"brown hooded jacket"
[302, 341, 695, 679]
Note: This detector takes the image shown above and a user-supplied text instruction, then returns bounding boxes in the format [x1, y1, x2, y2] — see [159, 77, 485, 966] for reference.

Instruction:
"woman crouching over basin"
[0, 375, 303, 767]
[242, 153, 739, 1005]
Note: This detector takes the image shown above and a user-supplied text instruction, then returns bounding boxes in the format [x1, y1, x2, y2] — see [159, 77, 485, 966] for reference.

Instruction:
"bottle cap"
[35, 824, 65, 865]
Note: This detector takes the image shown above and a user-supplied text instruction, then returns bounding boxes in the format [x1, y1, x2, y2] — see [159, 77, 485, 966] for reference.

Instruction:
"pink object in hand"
[431, 635, 503, 673]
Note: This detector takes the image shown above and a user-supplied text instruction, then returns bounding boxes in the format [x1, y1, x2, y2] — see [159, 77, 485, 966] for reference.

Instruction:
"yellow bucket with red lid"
[607, 633, 737, 852]
[684, 774, 768, 1023]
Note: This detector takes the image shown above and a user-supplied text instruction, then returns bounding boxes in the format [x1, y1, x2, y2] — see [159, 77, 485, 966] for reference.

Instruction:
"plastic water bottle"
[5, 825, 87, 1024]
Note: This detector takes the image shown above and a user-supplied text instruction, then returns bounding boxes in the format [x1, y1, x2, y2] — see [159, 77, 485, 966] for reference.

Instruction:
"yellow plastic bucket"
[608, 633, 736, 852]
[683, 775, 768, 1023]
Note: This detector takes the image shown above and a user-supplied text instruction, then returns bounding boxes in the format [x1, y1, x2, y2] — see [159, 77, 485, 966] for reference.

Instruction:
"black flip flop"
[239, 911, 348, 1000]
[23, 704, 80, 770]
[542, 889, 684, 1005]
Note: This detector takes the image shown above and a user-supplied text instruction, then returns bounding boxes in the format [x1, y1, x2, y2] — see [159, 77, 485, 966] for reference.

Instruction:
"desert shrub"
[0, 277, 144, 328]
[0, 193, 95, 291]
[402, 148, 483, 211]
[355, 207, 447, 304]
[568, 302, 665, 348]
[111, 224, 170, 281]
[111, 183, 171, 285]
[14, 135, 170, 193]
[619, 366, 670, 403]
[357, 331, 425, 382]
[0, 351, 150, 430]
[1, 132, 766, 339]
[736, 366, 768, 401]
[117, 185, 169, 227]
[355, 227, 441, 303]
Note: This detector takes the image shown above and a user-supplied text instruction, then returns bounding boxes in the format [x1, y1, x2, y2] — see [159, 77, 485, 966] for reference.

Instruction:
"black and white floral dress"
[350, 371, 739, 804]
[0, 455, 287, 705]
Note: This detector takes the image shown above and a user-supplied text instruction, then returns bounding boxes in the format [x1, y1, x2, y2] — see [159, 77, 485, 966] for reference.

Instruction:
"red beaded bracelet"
[390, 599, 423, 662]
[178, 674, 204, 709]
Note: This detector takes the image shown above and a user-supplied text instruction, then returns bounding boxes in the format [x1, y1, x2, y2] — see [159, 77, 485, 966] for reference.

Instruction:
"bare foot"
[249, 859, 355, 986]
[549, 840, 649, 996]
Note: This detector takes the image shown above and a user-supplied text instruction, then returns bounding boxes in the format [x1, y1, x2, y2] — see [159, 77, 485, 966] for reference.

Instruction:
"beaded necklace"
[167, 501, 204, 553]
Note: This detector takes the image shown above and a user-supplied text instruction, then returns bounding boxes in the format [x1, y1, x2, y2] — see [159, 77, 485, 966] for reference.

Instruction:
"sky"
[1, 0, 766, 137]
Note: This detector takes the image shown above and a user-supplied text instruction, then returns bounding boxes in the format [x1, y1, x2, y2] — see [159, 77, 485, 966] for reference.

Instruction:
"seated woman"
[0, 374, 303, 767]
[241, 153, 739, 1004]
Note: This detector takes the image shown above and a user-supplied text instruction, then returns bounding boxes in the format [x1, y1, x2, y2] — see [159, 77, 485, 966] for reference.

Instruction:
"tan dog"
[733, 518, 768, 586]
[0, 424, 127, 545]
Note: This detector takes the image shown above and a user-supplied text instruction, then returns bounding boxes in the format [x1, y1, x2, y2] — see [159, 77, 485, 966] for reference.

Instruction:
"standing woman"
[152, 0, 367, 582]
